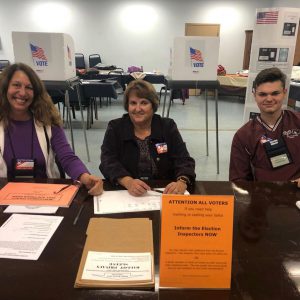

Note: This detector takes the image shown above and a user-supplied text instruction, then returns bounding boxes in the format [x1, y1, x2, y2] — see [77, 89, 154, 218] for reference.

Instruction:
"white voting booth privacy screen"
[169, 36, 220, 81]
[243, 7, 300, 123]
[12, 31, 76, 81]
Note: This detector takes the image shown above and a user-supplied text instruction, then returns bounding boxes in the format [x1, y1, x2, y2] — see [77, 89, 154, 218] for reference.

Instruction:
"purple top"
[3, 119, 89, 179]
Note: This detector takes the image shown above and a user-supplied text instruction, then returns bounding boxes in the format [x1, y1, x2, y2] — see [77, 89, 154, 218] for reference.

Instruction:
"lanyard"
[6, 119, 34, 159]
[251, 112, 284, 160]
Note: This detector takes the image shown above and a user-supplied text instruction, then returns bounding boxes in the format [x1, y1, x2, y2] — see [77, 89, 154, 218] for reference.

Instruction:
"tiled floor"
[64, 93, 245, 181]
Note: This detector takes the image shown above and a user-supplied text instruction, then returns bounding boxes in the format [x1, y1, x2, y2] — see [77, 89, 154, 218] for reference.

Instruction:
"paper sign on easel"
[159, 194, 234, 289]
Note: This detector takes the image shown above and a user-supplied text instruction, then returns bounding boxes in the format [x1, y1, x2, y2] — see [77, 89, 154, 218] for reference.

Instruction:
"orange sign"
[159, 194, 234, 289]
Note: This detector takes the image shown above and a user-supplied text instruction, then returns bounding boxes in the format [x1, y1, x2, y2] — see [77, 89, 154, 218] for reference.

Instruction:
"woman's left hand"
[291, 178, 300, 188]
[163, 180, 187, 194]
[79, 173, 103, 196]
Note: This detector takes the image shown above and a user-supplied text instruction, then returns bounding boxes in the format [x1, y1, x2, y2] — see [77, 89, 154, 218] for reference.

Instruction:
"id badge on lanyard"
[12, 158, 36, 178]
[7, 118, 36, 178]
[263, 137, 292, 168]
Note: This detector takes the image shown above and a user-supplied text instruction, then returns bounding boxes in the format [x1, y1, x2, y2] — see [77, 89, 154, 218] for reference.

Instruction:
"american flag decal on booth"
[190, 47, 204, 67]
[30, 43, 48, 67]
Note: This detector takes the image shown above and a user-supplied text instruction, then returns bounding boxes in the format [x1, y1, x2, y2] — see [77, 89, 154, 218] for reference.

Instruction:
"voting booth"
[12, 31, 76, 81]
[168, 36, 220, 80]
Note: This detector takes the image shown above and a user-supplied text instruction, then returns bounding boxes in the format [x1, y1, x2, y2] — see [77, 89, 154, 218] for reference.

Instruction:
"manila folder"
[75, 217, 154, 288]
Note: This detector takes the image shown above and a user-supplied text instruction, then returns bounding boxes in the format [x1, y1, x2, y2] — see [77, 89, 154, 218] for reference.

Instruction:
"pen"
[151, 188, 164, 194]
[54, 184, 71, 194]
[73, 205, 84, 225]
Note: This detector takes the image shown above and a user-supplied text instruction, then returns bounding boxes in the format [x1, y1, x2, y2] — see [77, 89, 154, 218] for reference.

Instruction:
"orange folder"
[0, 182, 79, 207]
[159, 194, 234, 289]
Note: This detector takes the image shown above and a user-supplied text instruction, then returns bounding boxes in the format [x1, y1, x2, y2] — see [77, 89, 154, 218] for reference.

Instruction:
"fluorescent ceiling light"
[31, 2, 71, 31]
[120, 4, 158, 33]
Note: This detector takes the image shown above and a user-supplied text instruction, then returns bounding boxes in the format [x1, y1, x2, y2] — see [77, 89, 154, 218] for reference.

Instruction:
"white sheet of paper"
[0, 214, 63, 260]
[82, 251, 152, 281]
[4, 205, 58, 214]
[93, 190, 162, 214]
[94, 189, 189, 214]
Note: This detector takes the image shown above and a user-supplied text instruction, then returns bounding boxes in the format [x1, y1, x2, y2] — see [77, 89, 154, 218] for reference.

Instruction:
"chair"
[89, 54, 102, 68]
[82, 80, 121, 123]
[68, 84, 95, 129]
[0, 60, 10, 71]
[75, 53, 85, 69]
[159, 86, 188, 105]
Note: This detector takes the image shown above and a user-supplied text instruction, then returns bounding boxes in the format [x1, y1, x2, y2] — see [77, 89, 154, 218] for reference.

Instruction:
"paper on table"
[0, 182, 78, 207]
[4, 205, 58, 214]
[94, 190, 160, 214]
[74, 217, 155, 288]
[0, 214, 63, 260]
[93, 189, 189, 214]
[82, 251, 152, 281]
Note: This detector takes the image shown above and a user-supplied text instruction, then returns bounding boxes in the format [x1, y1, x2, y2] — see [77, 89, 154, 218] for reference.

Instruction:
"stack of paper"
[75, 218, 155, 289]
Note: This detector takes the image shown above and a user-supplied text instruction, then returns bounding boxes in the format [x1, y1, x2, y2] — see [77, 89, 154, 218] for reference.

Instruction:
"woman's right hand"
[118, 176, 151, 196]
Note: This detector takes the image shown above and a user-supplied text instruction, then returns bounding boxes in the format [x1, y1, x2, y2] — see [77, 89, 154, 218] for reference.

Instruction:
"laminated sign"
[160, 194, 234, 289]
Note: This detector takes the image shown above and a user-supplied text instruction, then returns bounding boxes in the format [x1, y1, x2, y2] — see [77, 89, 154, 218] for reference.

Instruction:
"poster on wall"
[243, 7, 300, 123]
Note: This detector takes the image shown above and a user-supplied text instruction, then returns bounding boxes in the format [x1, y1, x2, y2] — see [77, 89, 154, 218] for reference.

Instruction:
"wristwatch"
[176, 176, 191, 186]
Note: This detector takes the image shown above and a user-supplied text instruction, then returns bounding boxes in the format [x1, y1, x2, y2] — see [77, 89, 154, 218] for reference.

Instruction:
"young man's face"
[253, 80, 286, 115]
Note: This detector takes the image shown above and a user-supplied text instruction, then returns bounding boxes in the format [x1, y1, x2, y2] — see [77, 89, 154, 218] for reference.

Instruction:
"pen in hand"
[151, 188, 164, 194]
[54, 184, 71, 194]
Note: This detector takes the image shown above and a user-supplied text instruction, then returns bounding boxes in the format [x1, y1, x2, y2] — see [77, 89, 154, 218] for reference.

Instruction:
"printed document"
[94, 189, 189, 214]
[82, 251, 152, 281]
[0, 214, 63, 260]
[93, 190, 162, 214]
[4, 205, 58, 214]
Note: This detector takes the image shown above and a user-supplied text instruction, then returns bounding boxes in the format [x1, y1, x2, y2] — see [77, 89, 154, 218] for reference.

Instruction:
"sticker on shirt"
[259, 135, 272, 144]
[155, 143, 168, 154]
[15, 159, 35, 170]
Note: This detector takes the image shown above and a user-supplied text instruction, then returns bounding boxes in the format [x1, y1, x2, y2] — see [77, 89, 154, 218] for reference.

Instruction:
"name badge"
[263, 137, 292, 169]
[12, 158, 36, 179]
[270, 154, 291, 168]
[15, 159, 34, 170]
[155, 143, 168, 154]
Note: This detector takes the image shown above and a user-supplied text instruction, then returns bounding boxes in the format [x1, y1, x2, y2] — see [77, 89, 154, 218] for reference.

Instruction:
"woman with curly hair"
[0, 63, 103, 195]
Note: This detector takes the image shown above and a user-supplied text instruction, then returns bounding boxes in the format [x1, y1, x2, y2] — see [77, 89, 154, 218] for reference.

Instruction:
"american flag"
[30, 43, 47, 60]
[256, 11, 279, 24]
[190, 47, 203, 62]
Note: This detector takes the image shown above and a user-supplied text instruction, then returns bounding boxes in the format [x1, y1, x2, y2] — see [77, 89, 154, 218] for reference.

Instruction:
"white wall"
[273, 0, 300, 8]
[0, 0, 283, 73]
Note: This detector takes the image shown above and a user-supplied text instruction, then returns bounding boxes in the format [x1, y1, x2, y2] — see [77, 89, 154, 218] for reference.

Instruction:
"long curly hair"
[0, 63, 62, 127]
